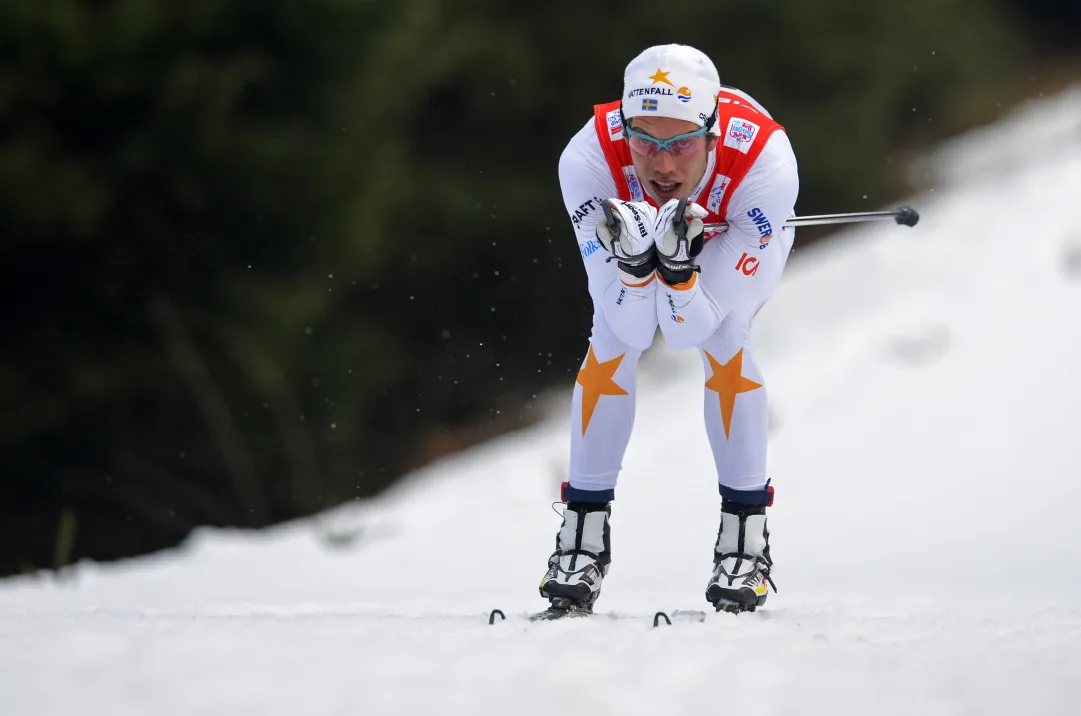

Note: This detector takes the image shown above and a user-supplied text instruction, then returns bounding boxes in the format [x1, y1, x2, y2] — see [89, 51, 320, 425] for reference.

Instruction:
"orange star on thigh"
[704, 348, 762, 440]
[576, 346, 628, 436]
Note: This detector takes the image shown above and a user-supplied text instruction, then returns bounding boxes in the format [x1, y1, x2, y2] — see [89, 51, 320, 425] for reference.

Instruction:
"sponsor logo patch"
[648, 68, 674, 87]
[676, 86, 692, 103]
[623, 166, 644, 202]
[706, 174, 732, 214]
[571, 197, 602, 228]
[628, 87, 674, 98]
[723, 118, 759, 154]
[665, 291, 683, 323]
[623, 201, 649, 238]
[746, 207, 773, 249]
[579, 238, 603, 259]
[606, 109, 623, 139]
[735, 252, 759, 276]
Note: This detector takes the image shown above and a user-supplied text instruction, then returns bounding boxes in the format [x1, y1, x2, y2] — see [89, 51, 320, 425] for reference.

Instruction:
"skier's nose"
[653, 150, 676, 174]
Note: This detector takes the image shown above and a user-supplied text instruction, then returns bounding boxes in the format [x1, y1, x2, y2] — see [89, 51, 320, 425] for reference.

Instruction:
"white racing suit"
[558, 87, 799, 504]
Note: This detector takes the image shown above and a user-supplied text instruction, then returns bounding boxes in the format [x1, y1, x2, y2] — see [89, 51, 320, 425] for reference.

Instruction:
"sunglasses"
[624, 124, 710, 157]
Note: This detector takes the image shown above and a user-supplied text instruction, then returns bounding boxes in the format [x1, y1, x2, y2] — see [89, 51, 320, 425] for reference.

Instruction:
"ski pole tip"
[895, 205, 920, 227]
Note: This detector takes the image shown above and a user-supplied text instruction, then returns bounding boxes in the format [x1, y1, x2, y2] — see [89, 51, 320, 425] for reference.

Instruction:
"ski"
[528, 606, 595, 622]
[527, 596, 594, 622]
[488, 606, 709, 626]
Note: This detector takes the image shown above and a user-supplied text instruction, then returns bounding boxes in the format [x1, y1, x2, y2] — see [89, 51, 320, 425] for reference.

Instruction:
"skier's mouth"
[651, 180, 681, 199]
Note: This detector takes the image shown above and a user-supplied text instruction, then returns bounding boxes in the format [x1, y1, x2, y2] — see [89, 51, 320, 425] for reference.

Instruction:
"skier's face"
[627, 116, 717, 204]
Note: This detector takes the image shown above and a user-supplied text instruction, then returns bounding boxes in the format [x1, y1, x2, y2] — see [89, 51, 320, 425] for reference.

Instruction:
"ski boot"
[706, 484, 777, 613]
[538, 493, 611, 616]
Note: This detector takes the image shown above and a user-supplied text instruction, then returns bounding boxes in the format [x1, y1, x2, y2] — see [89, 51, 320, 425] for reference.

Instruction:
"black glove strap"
[604, 251, 658, 278]
[657, 234, 702, 284]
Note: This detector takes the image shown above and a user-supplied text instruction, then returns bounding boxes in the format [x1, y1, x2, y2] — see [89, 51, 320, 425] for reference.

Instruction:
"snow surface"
[3, 87, 1081, 716]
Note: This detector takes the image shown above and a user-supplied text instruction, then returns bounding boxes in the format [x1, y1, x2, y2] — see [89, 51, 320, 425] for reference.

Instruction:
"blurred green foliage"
[0, 0, 1064, 573]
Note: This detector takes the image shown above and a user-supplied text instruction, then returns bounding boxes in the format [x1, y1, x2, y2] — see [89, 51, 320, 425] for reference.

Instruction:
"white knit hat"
[621, 44, 722, 135]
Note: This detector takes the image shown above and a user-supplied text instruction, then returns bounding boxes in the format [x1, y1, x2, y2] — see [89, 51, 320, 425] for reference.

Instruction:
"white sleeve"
[558, 119, 659, 351]
[723, 130, 799, 252]
[684, 129, 798, 328]
[660, 129, 799, 349]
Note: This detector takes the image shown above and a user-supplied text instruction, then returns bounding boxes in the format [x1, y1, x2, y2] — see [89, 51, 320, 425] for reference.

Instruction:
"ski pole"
[702, 205, 919, 234]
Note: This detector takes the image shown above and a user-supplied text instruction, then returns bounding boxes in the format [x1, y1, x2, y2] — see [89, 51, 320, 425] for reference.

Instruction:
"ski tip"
[654, 609, 708, 626]
[895, 205, 920, 227]
[488, 609, 506, 625]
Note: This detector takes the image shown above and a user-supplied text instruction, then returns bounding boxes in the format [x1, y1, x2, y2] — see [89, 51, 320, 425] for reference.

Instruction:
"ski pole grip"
[601, 201, 620, 238]
[672, 197, 689, 242]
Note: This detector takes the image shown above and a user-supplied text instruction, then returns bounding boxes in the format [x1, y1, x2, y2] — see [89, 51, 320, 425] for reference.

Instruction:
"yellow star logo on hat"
[648, 69, 674, 87]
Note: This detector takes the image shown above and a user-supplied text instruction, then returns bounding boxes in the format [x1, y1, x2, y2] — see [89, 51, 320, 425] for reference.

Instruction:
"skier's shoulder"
[559, 113, 609, 175]
[743, 127, 797, 186]
[716, 85, 776, 120]
[557, 115, 618, 213]
[714, 85, 798, 221]
[716, 84, 797, 177]
[560, 114, 602, 164]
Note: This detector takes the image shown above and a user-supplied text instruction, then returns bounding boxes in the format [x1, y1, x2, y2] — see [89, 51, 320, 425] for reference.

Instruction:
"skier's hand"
[595, 199, 658, 275]
[654, 199, 708, 261]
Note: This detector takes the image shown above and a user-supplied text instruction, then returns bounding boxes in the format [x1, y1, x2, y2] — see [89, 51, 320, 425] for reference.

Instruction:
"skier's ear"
[705, 134, 718, 152]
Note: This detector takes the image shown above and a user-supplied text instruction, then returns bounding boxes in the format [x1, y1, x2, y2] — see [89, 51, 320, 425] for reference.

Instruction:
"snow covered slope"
[3, 87, 1081, 716]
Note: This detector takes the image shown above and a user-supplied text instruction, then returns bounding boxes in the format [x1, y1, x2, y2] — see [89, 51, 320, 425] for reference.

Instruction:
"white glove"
[595, 199, 658, 276]
[653, 199, 708, 283]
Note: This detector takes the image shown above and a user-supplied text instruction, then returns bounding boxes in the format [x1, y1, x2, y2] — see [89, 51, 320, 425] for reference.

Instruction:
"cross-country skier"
[539, 44, 798, 614]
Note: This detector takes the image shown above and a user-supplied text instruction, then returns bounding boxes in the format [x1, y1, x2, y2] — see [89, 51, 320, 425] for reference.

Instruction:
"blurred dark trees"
[1008, 0, 1081, 49]
[0, 0, 1074, 576]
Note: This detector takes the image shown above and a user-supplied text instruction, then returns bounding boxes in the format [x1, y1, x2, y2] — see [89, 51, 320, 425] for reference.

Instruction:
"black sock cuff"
[562, 483, 614, 505]
[719, 480, 774, 510]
